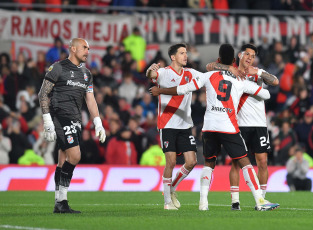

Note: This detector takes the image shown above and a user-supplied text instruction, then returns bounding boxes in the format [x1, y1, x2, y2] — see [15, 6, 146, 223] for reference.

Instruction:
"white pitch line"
[0, 225, 65, 230]
[1, 203, 312, 211]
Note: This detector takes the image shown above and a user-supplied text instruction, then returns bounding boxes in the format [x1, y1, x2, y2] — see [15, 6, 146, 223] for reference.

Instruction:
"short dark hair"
[168, 43, 187, 60]
[240, 44, 258, 55]
[219, 44, 234, 65]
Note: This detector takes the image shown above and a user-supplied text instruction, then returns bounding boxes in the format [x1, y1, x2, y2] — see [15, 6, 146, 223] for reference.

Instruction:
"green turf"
[0, 191, 312, 230]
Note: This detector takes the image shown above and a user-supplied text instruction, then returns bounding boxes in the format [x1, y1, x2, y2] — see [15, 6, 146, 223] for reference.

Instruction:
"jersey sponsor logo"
[66, 80, 87, 89]
[84, 73, 88, 81]
[211, 105, 233, 113]
[70, 71, 74, 78]
[164, 141, 169, 148]
[220, 70, 236, 78]
[67, 135, 74, 144]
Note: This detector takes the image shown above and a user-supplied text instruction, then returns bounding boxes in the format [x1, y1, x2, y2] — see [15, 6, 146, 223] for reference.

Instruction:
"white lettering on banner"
[268, 16, 281, 44]
[155, 12, 168, 43]
[236, 16, 250, 47]
[201, 15, 213, 44]
[170, 11, 182, 43]
[252, 17, 267, 46]
[285, 16, 306, 45]
[219, 15, 235, 44]
[103, 168, 160, 191]
[0, 167, 48, 191]
[183, 12, 196, 44]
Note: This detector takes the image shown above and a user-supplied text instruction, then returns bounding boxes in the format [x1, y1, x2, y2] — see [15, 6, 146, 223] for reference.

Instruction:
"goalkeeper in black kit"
[38, 38, 106, 213]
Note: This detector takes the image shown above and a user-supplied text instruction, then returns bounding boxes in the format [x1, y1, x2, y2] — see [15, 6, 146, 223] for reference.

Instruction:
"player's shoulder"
[47, 61, 62, 73]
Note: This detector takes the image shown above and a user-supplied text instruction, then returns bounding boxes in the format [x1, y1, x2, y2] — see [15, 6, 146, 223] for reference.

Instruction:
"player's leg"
[237, 157, 279, 211]
[170, 128, 197, 208]
[199, 132, 219, 210]
[53, 116, 82, 213]
[254, 128, 271, 198]
[171, 151, 196, 193]
[229, 160, 241, 210]
[160, 129, 179, 210]
[54, 146, 81, 214]
[163, 151, 177, 210]
[54, 149, 66, 203]
[255, 152, 268, 198]
[222, 133, 278, 211]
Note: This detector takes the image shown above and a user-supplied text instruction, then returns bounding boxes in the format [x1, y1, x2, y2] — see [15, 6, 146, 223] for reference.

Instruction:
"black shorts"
[53, 116, 82, 151]
[240, 127, 271, 154]
[202, 131, 247, 161]
[160, 128, 197, 154]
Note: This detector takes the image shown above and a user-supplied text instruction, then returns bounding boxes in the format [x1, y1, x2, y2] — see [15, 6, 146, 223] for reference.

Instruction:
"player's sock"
[230, 186, 240, 204]
[59, 161, 76, 201]
[200, 166, 213, 204]
[163, 177, 172, 204]
[242, 165, 264, 205]
[260, 184, 267, 198]
[54, 166, 61, 202]
[171, 165, 190, 192]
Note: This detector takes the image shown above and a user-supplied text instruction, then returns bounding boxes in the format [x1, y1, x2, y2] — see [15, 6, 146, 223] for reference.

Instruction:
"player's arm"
[38, 79, 56, 142]
[244, 81, 270, 100]
[38, 79, 54, 114]
[246, 66, 279, 86]
[206, 62, 245, 80]
[85, 92, 106, 143]
[149, 75, 204, 96]
[146, 63, 160, 79]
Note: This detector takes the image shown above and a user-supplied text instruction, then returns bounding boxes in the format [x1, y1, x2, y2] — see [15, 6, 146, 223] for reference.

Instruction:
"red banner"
[1, 165, 311, 192]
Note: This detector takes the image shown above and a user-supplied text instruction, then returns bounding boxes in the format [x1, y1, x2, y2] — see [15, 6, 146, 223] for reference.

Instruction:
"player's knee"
[186, 159, 197, 168]
[166, 160, 176, 169]
[257, 158, 268, 169]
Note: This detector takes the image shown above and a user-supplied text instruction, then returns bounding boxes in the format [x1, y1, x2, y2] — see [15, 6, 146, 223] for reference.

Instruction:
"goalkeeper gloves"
[93, 117, 106, 143]
[42, 113, 57, 142]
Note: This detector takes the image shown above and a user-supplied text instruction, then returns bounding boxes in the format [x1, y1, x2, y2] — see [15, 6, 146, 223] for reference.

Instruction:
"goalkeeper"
[38, 38, 106, 214]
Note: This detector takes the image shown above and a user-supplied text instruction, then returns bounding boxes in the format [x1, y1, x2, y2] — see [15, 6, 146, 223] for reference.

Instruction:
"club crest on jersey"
[84, 73, 88, 81]
[70, 71, 74, 78]
[67, 135, 74, 144]
[164, 141, 169, 148]
[48, 65, 53, 72]
[185, 76, 190, 83]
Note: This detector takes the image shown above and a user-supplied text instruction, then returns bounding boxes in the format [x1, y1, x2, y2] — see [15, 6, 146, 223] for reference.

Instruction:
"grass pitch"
[0, 191, 312, 230]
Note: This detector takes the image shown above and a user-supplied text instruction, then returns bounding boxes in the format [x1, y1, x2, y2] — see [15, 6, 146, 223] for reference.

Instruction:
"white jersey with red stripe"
[237, 75, 267, 127]
[176, 70, 270, 134]
[153, 66, 203, 129]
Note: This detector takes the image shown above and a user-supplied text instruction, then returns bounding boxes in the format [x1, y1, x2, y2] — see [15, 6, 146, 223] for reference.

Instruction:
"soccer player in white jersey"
[206, 44, 279, 211]
[149, 44, 280, 211]
[146, 43, 201, 210]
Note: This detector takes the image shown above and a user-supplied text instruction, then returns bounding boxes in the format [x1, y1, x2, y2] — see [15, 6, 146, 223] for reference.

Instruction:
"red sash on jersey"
[157, 71, 193, 129]
[210, 72, 239, 133]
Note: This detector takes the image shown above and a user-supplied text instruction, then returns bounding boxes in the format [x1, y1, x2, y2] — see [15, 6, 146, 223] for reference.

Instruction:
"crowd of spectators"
[1, 0, 313, 12]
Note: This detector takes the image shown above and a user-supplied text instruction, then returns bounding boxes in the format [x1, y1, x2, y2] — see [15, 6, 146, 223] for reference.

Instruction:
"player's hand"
[244, 66, 258, 76]
[42, 113, 56, 142]
[93, 117, 106, 143]
[146, 63, 160, 76]
[229, 66, 246, 81]
[149, 86, 160, 96]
